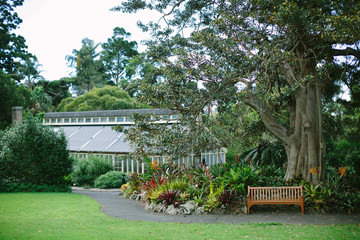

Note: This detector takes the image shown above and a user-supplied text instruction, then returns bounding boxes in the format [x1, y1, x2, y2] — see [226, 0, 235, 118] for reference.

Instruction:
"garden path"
[72, 188, 360, 225]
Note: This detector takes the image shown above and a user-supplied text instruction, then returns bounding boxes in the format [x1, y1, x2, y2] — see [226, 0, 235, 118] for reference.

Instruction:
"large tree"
[0, 0, 31, 73]
[115, 0, 360, 184]
[66, 38, 107, 95]
[101, 27, 138, 85]
[17, 56, 43, 92]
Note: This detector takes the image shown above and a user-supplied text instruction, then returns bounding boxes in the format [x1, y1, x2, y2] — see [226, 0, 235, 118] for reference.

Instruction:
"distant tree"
[122, 53, 165, 97]
[57, 85, 148, 112]
[101, 27, 138, 85]
[66, 38, 107, 94]
[0, 70, 31, 130]
[0, 0, 31, 73]
[30, 86, 53, 113]
[17, 56, 44, 92]
[36, 79, 71, 108]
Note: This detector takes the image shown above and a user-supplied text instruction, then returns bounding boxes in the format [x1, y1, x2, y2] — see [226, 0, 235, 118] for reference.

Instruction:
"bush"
[72, 156, 114, 186]
[94, 171, 128, 189]
[0, 116, 72, 191]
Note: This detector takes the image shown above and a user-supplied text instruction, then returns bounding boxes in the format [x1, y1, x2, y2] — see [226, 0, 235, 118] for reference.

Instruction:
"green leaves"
[0, 116, 72, 187]
[101, 27, 138, 85]
[57, 85, 145, 112]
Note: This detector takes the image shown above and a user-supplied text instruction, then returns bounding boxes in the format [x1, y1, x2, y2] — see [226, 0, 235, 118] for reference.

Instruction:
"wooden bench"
[247, 186, 304, 214]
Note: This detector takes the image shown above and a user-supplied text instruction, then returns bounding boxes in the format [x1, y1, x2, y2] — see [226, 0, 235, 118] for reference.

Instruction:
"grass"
[0, 193, 359, 240]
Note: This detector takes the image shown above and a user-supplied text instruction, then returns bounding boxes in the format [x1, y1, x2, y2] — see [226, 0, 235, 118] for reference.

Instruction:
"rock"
[180, 201, 196, 215]
[154, 204, 164, 213]
[129, 193, 138, 200]
[196, 207, 205, 215]
[165, 205, 178, 215]
[145, 202, 156, 212]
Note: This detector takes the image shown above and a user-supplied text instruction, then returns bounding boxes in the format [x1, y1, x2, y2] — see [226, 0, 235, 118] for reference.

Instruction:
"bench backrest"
[248, 186, 303, 201]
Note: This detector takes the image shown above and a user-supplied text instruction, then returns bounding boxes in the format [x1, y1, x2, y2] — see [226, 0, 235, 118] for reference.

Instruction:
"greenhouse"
[43, 109, 227, 173]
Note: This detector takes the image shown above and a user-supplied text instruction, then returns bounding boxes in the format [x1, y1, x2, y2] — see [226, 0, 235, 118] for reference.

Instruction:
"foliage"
[101, 27, 138, 85]
[158, 189, 181, 207]
[125, 113, 222, 164]
[16, 56, 43, 91]
[71, 156, 114, 187]
[241, 140, 287, 169]
[57, 85, 147, 112]
[0, 116, 72, 190]
[121, 157, 359, 214]
[94, 171, 128, 189]
[325, 140, 360, 188]
[30, 86, 53, 112]
[123, 172, 143, 197]
[204, 181, 225, 212]
[36, 79, 71, 108]
[0, 0, 31, 73]
[218, 190, 237, 207]
[66, 38, 107, 95]
[0, 70, 31, 130]
[217, 165, 262, 195]
[140, 176, 168, 201]
[116, 0, 360, 185]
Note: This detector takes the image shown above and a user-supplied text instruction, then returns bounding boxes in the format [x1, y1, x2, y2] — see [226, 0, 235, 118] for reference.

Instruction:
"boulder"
[165, 205, 178, 215]
[180, 201, 196, 215]
[196, 207, 205, 215]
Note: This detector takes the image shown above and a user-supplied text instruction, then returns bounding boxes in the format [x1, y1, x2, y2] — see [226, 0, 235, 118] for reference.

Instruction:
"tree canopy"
[101, 27, 139, 85]
[0, 0, 31, 73]
[115, 0, 360, 184]
[66, 38, 107, 95]
[57, 85, 148, 112]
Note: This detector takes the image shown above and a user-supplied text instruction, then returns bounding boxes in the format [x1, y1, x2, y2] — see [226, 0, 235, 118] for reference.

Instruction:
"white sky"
[15, 0, 157, 80]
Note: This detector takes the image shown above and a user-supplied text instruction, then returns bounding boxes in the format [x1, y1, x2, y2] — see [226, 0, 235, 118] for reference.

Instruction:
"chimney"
[12, 106, 23, 124]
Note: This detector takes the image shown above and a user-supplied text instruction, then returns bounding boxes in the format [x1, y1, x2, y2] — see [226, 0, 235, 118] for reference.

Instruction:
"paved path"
[73, 189, 360, 225]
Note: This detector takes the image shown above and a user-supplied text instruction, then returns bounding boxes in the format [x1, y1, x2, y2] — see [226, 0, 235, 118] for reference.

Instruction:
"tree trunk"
[283, 83, 324, 185]
[243, 82, 324, 185]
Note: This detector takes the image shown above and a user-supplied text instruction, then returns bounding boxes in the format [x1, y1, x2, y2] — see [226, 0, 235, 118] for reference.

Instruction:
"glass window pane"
[109, 117, 115, 122]
[71, 118, 77, 123]
[117, 117, 124, 122]
[64, 118, 69, 123]
[101, 117, 107, 122]
[93, 118, 99, 123]
[125, 117, 131, 122]
[78, 118, 84, 123]
[51, 119, 56, 123]
[85, 118, 91, 123]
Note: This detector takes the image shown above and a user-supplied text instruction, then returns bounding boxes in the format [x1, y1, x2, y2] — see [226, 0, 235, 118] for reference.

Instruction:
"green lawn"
[0, 193, 358, 239]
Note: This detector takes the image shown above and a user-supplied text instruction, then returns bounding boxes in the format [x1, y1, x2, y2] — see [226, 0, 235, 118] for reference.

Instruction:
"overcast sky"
[15, 0, 156, 80]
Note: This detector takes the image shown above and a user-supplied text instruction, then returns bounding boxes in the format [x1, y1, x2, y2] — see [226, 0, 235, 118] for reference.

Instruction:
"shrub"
[0, 116, 72, 191]
[94, 171, 127, 189]
[72, 155, 114, 186]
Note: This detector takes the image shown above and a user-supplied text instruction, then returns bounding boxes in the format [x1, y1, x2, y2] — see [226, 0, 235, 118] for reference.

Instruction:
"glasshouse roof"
[46, 108, 179, 154]
[54, 125, 131, 154]
[44, 108, 177, 119]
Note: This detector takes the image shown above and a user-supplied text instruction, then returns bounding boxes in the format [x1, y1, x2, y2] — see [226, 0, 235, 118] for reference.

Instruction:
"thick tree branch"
[243, 95, 289, 144]
[331, 47, 360, 60]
